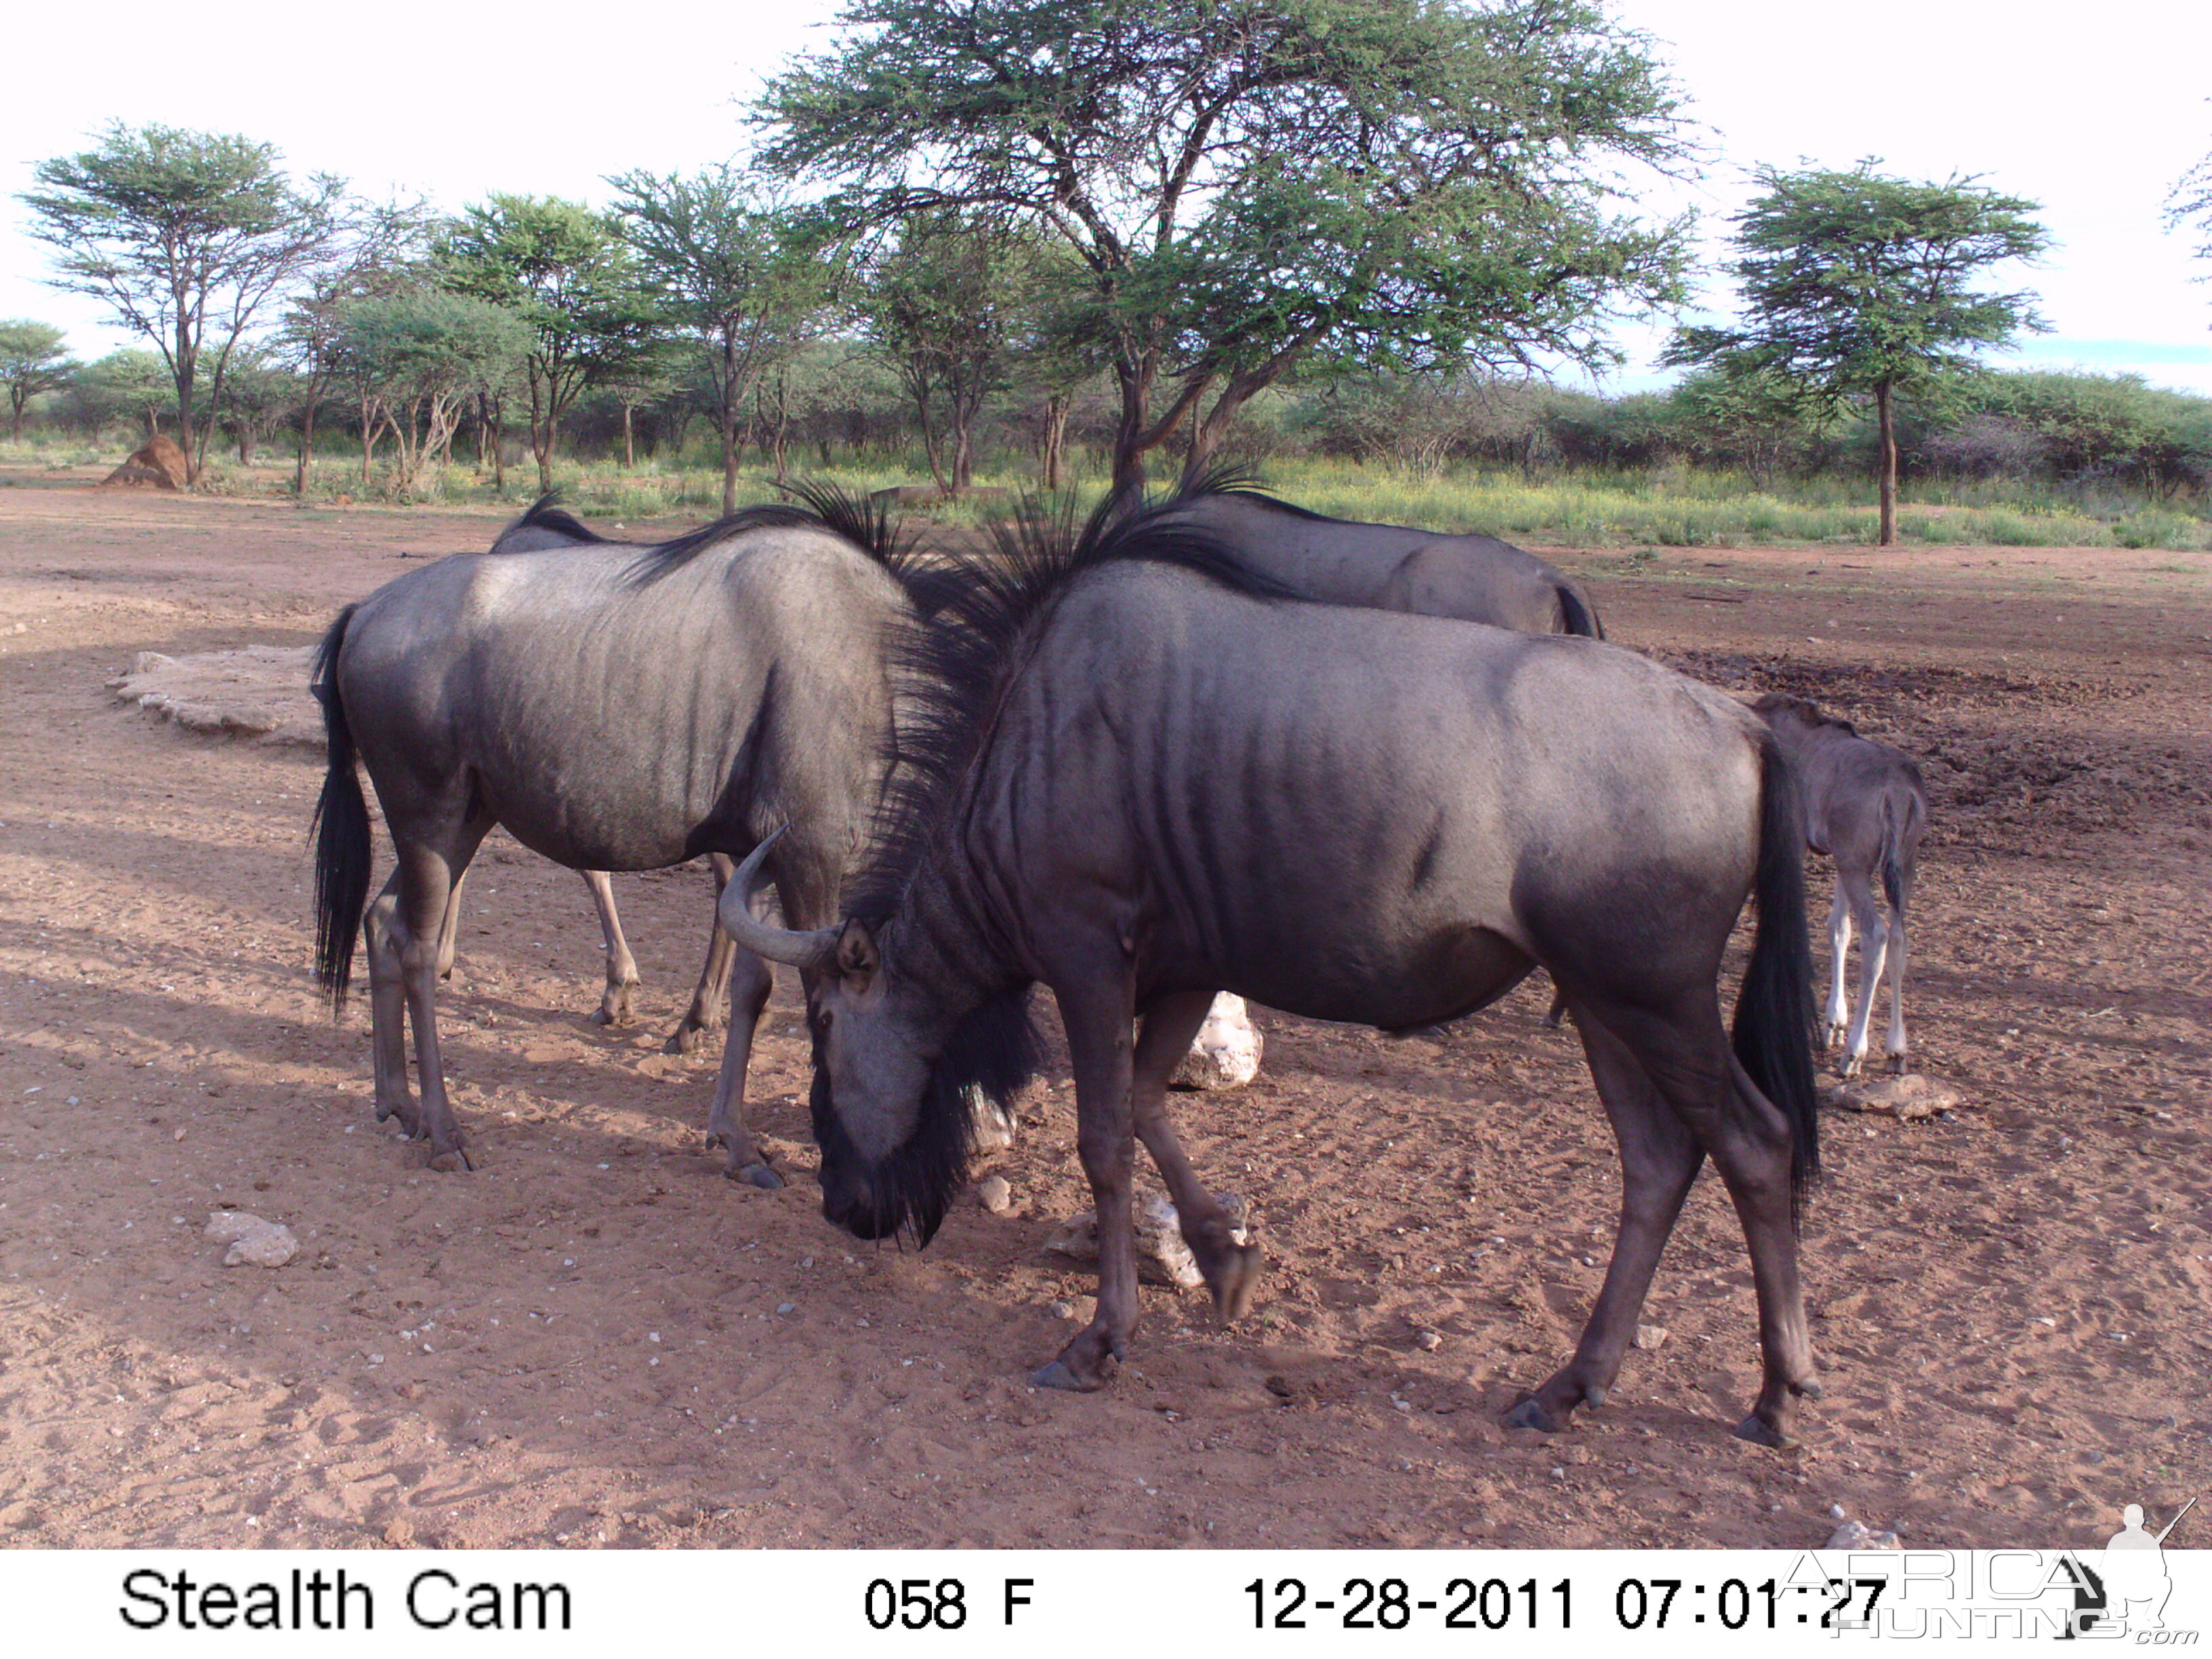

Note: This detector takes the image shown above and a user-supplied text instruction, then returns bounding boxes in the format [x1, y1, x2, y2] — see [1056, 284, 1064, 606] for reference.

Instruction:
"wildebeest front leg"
[1033, 970, 1140, 1392]
[1131, 989, 1264, 1320]
[701, 939, 777, 1187]
[581, 871, 641, 1027]
[1505, 1003, 1702, 1434]
[1824, 885, 1854, 1051]
[668, 853, 737, 1054]
[363, 873, 417, 1135]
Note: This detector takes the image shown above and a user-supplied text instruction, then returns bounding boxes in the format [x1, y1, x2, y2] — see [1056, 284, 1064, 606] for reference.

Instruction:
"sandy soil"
[0, 478, 2206, 1553]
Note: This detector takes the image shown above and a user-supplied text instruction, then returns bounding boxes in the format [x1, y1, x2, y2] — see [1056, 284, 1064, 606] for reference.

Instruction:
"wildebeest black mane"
[622, 481, 920, 588]
[848, 491, 1294, 928]
[493, 493, 607, 550]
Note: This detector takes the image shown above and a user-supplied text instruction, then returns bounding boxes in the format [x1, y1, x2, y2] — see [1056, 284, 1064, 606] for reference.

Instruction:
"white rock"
[977, 1174, 1014, 1214]
[1824, 1519, 1902, 1550]
[1044, 1192, 1250, 1290]
[205, 1210, 298, 1268]
[1171, 994, 1263, 1091]
[1633, 1323, 1669, 1351]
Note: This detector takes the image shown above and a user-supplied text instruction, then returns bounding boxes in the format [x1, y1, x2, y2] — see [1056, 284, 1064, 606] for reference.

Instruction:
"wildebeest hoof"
[428, 1147, 474, 1174]
[729, 1159, 782, 1190]
[1885, 1054, 1907, 1076]
[1030, 1358, 1107, 1393]
[666, 1023, 704, 1054]
[1733, 1412, 1798, 1451]
[1502, 1395, 1567, 1433]
[1208, 1240, 1266, 1323]
[1791, 1377, 1824, 1401]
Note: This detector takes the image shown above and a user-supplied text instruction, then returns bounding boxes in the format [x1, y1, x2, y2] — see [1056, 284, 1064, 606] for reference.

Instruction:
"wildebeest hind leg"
[1032, 968, 1141, 1392]
[1131, 989, 1264, 1320]
[363, 872, 416, 1134]
[395, 824, 490, 1172]
[581, 872, 640, 1027]
[669, 854, 738, 1053]
[1505, 1002, 1702, 1434]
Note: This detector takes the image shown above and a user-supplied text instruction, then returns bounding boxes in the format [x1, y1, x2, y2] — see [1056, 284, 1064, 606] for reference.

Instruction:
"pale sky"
[3, 0, 2209, 392]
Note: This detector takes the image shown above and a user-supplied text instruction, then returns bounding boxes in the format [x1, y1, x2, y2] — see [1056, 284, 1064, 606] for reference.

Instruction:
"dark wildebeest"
[311, 492, 915, 1183]
[1155, 474, 1604, 638]
[482, 499, 739, 1050]
[1158, 473, 1605, 1045]
[724, 500, 1824, 1448]
[1753, 692, 1929, 1078]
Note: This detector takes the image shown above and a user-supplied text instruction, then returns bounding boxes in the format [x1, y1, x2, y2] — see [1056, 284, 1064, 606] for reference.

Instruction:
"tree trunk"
[294, 392, 318, 496]
[8, 394, 24, 442]
[719, 333, 741, 517]
[623, 403, 635, 470]
[176, 356, 199, 487]
[1040, 392, 1069, 491]
[1875, 382, 1897, 548]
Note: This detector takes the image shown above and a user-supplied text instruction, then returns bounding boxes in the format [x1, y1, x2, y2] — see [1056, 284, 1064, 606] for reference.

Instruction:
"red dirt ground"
[0, 479, 2205, 1552]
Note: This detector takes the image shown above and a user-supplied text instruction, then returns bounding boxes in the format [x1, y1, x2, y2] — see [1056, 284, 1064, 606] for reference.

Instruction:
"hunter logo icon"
[2099, 1497, 2196, 1634]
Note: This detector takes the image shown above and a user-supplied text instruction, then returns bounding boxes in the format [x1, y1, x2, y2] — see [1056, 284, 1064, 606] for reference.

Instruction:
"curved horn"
[717, 830, 840, 972]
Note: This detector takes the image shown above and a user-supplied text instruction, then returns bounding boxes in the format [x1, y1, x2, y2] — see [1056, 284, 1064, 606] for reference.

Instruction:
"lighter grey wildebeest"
[1753, 692, 1929, 1078]
[724, 497, 1826, 1448]
[311, 490, 917, 1184]
[477, 499, 736, 1049]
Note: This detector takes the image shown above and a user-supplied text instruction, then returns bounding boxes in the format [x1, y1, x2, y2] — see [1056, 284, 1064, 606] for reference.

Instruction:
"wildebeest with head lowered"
[311, 491, 914, 1183]
[725, 499, 1824, 1448]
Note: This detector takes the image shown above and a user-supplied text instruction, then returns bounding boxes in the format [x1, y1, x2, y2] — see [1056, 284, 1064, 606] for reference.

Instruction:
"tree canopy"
[439, 194, 663, 492]
[19, 123, 344, 480]
[607, 167, 832, 510]
[1665, 160, 2049, 543]
[0, 321, 81, 441]
[756, 0, 1694, 491]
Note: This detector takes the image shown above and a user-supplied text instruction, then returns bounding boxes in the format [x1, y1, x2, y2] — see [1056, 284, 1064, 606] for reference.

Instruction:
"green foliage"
[757, 0, 1694, 488]
[330, 287, 532, 496]
[19, 122, 346, 478]
[605, 166, 833, 507]
[1666, 161, 2051, 403]
[0, 320, 81, 438]
[438, 194, 666, 489]
[73, 348, 176, 437]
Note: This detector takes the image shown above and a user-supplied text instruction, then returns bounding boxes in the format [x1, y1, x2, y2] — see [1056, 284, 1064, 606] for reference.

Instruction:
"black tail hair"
[1557, 582, 1605, 640]
[1732, 732, 1822, 1217]
[309, 606, 373, 1009]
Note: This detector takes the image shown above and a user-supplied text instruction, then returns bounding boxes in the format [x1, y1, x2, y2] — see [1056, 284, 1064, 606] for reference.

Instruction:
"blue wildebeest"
[1156, 474, 1604, 638]
[311, 492, 916, 1183]
[724, 499, 1824, 1448]
[482, 499, 739, 1050]
[1753, 692, 1929, 1078]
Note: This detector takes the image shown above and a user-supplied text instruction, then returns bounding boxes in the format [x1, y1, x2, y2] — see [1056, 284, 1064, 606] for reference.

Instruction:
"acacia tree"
[77, 349, 173, 440]
[1665, 161, 2049, 545]
[856, 211, 1064, 493]
[330, 288, 531, 497]
[278, 198, 432, 493]
[757, 0, 1693, 494]
[439, 195, 664, 493]
[607, 167, 832, 512]
[0, 321, 81, 441]
[20, 123, 344, 482]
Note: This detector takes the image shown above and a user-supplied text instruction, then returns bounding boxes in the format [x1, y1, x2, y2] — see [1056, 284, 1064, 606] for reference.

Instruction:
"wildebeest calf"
[1753, 692, 1929, 1077]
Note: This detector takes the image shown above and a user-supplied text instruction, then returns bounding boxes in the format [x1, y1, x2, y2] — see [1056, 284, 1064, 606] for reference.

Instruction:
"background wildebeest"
[311, 492, 914, 1183]
[1755, 691, 1930, 1078]
[1157, 473, 1604, 638]
[726, 499, 1824, 1448]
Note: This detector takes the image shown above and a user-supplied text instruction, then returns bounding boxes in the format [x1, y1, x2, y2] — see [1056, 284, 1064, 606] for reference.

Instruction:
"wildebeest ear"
[835, 920, 880, 987]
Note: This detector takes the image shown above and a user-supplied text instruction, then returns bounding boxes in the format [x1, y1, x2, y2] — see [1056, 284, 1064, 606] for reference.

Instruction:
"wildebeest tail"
[309, 607, 371, 1009]
[1556, 581, 1605, 640]
[1732, 731, 1821, 1213]
[1879, 785, 1921, 918]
